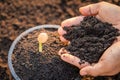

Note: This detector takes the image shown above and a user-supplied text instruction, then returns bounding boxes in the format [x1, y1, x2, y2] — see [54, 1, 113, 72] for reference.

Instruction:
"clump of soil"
[63, 16, 120, 79]
[63, 16, 119, 63]
[12, 28, 82, 80]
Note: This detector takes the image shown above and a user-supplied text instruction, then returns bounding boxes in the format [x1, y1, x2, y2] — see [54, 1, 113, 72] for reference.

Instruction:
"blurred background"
[0, 0, 120, 80]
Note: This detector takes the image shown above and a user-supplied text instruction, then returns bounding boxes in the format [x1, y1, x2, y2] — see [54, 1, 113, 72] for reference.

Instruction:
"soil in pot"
[62, 16, 120, 80]
[12, 28, 83, 80]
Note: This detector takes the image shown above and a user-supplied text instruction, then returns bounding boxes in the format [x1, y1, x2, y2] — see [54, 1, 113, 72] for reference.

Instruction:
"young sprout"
[37, 32, 48, 52]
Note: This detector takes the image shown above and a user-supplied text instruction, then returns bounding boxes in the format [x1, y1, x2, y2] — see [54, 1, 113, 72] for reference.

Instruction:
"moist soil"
[12, 28, 81, 80]
[63, 16, 120, 80]
[0, 0, 120, 80]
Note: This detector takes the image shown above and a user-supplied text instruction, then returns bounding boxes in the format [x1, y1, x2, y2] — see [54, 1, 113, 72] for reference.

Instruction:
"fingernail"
[58, 48, 65, 56]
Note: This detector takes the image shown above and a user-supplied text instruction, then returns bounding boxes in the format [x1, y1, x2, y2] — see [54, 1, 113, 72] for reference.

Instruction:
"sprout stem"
[39, 42, 42, 52]
[38, 32, 48, 52]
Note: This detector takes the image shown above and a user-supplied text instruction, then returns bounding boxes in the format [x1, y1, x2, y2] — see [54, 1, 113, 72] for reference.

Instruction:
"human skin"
[58, 2, 120, 76]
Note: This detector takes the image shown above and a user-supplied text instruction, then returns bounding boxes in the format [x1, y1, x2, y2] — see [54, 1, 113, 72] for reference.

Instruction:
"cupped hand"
[58, 16, 84, 42]
[58, 2, 120, 76]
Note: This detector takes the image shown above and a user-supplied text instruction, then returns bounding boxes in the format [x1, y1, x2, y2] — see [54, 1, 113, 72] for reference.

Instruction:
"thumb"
[80, 62, 104, 76]
[79, 3, 100, 16]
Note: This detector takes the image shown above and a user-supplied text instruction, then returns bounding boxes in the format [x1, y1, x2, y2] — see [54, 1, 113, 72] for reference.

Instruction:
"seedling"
[37, 32, 48, 52]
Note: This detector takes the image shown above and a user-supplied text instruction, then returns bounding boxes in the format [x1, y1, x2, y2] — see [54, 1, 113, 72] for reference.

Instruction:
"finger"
[79, 3, 100, 16]
[60, 36, 68, 43]
[58, 48, 69, 56]
[80, 64, 120, 76]
[80, 62, 104, 76]
[98, 68, 120, 76]
[113, 24, 120, 31]
[80, 62, 90, 69]
[61, 16, 84, 27]
[61, 54, 89, 69]
[116, 36, 120, 42]
[61, 54, 81, 69]
[58, 27, 66, 36]
[113, 36, 120, 43]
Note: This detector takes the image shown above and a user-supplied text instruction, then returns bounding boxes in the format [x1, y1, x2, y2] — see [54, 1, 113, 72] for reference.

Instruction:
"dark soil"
[63, 16, 119, 63]
[63, 16, 120, 80]
[13, 28, 81, 80]
[0, 0, 120, 80]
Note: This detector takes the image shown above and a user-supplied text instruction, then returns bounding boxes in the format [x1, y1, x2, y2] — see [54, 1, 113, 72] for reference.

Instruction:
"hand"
[58, 2, 120, 76]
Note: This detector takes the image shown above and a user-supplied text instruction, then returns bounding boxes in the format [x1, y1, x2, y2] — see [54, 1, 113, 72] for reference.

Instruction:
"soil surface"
[0, 0, 120, 80]
[63, 16, 120, 80]
[12, 28, 81, 80]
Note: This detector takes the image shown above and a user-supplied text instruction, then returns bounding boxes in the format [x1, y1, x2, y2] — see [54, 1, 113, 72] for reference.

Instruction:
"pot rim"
[8, 25, 60, 80]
